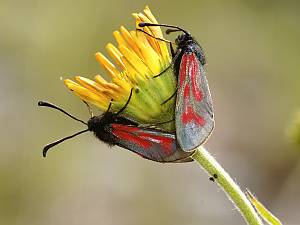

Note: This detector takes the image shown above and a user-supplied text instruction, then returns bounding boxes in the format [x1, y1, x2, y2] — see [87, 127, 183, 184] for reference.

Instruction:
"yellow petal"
[120, 26, 143, 59]
[95, 75, 128, 99]
[64, 79, 109, 111]
[111, 76, 132, 95]
[75, 76, 117, 98]
[134, 13, 170, 63]
[119, 45, 151, 78]
[119, 60, 140, 84]
[143, 6, 159, 24]
[95, 75, 121, 92]
[113, 31, 129, 50]
[105, 43, 126, 69]
[95, 52, 120, 78]
[131, 31, 162, 75]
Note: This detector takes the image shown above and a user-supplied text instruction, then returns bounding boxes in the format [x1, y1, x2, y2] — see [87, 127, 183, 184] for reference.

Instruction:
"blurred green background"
[1, 0, 300, 224]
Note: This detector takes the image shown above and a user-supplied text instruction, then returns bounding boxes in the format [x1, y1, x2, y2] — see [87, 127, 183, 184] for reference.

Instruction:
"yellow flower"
[64, 6, 176, 131]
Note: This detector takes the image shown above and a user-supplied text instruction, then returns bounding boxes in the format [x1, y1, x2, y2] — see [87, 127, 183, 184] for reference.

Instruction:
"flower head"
[64, 6, 176, 131]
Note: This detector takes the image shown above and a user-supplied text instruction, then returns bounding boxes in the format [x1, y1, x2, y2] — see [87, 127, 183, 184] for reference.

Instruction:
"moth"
[139, 22, 214, 152]
[39, 90, 192, 163]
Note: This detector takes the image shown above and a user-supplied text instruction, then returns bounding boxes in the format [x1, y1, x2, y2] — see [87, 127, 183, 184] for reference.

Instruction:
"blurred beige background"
[1, 0, 300, 225]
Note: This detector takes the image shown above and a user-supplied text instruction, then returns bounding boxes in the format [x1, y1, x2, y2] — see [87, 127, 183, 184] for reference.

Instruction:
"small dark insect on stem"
[209, 173, 218, 182]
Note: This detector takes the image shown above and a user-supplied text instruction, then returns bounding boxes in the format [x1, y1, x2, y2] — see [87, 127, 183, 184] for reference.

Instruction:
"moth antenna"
[166, 29, 182, 34]
[138, 22, 190, 35]
[38, 101, 87, 125]
[116, 88, 133, 115]
[42, 129, 89, 157]
[136, 28, 172, 43]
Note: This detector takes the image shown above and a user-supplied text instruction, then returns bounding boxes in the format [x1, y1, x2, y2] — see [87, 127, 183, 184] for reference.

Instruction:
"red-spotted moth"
[39, 90, 192, 163]
[139, 23, 214, 152]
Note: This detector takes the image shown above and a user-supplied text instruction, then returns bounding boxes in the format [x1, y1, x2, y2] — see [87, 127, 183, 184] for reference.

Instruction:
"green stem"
[191, 146, 263, 225]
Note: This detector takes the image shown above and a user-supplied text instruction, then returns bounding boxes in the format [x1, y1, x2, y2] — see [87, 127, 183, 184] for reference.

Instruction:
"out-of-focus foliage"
[1, 0, 300, 225]
[287, 110, 300, 146]
[246, 189, 282, 225]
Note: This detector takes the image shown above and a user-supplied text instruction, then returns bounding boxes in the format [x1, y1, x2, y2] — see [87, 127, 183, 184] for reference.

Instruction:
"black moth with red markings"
[139, 23, 214, 152]
[38, 90, 193, 163]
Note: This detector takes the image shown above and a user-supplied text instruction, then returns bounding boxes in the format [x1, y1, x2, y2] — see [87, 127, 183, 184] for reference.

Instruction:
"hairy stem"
[191, 146, 263, 225]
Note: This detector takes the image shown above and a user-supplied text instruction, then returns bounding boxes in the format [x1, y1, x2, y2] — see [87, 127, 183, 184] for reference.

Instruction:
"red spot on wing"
[113, 128, 152, 149]
[189, 55, 203, 102]
[180, 53, 203, 102]
[115, 125, 139, 132]
[183, 85, 190, 99]
[138, 132, 173, 154]
[180, 54, 205, 127]
[111, 124, 174, 154]
[182, 105, 205, 126]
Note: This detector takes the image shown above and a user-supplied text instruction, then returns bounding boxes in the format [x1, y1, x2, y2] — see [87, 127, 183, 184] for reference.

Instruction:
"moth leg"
[161, 89, 177, 105]
[116, 88, 133, 115]
[153, 65, 171, 78]
[140, 118, 175, 128]
[82, 101, 94, 117]
[136, 28, 171, 44]
[170, 42, 175, 57]
[106, 99, 113, 113]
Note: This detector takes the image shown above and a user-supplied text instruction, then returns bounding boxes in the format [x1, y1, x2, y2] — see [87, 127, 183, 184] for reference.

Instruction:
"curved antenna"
[138, 22, 190, 35]
[136, 28, 172, 43]
[116, 88, 133, 116]
[166, 29, 183, 34]
[38, 101, 87, 125]
[42, 129, 89, 157]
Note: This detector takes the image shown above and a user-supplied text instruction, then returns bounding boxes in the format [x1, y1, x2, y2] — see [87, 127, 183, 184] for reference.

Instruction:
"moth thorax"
[87, 116, 116, 144]
[176, 34, 193, 48]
